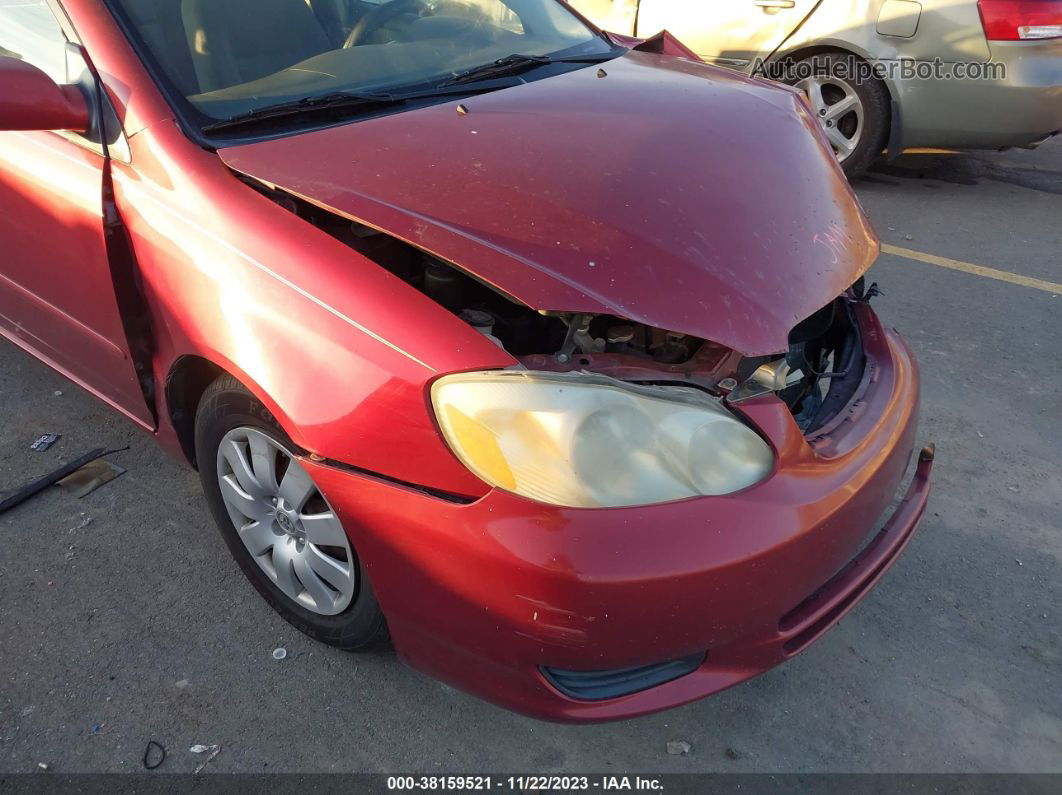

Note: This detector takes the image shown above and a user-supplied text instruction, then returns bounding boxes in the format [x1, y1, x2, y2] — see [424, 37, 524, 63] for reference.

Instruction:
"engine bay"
[251, 178, 869, 436]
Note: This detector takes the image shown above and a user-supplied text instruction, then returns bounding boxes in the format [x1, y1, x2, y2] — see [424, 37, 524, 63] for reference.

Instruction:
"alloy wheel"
[215, 427, 355, 615]
[796, 74, 864, 163]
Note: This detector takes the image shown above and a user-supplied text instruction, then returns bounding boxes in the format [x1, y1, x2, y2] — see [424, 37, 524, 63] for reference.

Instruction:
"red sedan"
[0, 0, 931, 721]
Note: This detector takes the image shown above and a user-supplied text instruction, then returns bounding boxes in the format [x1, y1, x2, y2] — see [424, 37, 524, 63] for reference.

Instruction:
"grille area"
[541, 653, 705, 701]
[743, 293, 867, 434]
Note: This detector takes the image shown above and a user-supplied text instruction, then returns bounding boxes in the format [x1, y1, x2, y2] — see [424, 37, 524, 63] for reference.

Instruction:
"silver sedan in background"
[569, 0, 1062, 176]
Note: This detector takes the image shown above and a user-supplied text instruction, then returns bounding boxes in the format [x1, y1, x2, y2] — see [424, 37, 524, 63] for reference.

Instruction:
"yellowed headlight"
[432, 371, 774, 508]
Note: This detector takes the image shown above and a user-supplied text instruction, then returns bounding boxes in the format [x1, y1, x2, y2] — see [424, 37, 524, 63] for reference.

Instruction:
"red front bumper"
[304, 307, 931, 722]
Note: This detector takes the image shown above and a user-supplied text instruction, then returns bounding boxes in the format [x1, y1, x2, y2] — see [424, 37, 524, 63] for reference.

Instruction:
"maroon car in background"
[0, 0, 931, 721]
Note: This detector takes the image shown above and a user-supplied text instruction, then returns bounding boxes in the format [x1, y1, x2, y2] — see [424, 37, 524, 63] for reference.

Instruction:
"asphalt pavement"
[0, 140, 1059, 774]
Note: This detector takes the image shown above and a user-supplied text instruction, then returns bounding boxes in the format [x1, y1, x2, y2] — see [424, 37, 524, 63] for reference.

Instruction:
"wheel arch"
[164, 353, 299, 469]
[770, 42, 891, 92]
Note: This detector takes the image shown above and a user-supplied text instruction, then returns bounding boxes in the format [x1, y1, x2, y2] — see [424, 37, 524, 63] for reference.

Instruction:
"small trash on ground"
[190, 744, 221, 774]
[272, 647, 287, 660]
[53, 390, 63, 397]
[666, 740, 691, 756]
[57, 458, 125, 499]
[30, 434, 60, 452]
[67, 516, 93, 532]
[175, 679, 190, 689]
[0, 448, 106, 514]
[37, 762, 49, 771]
[89, 723, 103, 735]
[143, 740, 166, 770]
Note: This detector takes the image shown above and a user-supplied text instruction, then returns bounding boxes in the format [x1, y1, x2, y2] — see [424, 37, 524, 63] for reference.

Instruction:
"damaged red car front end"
[304, 305, 930, 720]
[209, 51, 931, 719]
[0, 0, 931, 722]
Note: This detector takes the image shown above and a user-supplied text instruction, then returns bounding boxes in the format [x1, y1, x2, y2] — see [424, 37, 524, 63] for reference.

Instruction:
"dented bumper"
[303, 306, 929, 722]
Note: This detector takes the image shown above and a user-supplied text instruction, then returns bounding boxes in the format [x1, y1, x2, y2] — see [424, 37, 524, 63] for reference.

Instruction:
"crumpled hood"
[220, 50, 878, 356]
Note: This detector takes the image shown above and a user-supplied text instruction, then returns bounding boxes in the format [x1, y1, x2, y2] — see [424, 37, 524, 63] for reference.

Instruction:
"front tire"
[788, 52, 890, 179]
[194, 374, 388, 650]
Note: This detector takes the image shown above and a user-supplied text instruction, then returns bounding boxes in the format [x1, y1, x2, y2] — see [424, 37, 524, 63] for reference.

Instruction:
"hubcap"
[796, 74, 864, 163]
[216, 427, 356, 615]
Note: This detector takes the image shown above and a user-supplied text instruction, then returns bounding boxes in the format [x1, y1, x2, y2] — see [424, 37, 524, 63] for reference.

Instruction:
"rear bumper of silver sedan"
[892, 39, 1062, 150]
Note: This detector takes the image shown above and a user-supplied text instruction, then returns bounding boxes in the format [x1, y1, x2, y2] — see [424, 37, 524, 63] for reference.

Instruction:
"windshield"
[108, 0, 612, 126]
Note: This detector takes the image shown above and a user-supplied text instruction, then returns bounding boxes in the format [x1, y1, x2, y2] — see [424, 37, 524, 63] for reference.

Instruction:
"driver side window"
[0, 0, 69, 85]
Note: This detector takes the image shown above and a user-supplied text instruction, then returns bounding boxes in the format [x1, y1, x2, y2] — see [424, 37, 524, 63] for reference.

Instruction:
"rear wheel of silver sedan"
[790, 52, 890, 179]
[195, 374, 388, 650]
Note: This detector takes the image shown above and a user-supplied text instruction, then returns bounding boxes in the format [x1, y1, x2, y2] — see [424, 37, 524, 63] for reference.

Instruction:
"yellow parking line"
[881, 244, 1062, 295]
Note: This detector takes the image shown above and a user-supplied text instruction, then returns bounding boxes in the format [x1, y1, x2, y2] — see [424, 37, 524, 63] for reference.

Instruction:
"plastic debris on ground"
[57, 458, 126, 499]
[67, 515, 93, 532]
[190, 743, 221, 773]
[666, 740, 691, 756]
[0, 447, 107, 514]
[272, 647, 287, 660]
[30, 434, 60, 452]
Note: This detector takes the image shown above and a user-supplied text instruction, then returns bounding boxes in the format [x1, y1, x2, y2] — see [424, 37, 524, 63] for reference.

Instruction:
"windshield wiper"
[202, 50, 621, 134]
[439, 51, 619, 87]
[202, 83, 513, 134]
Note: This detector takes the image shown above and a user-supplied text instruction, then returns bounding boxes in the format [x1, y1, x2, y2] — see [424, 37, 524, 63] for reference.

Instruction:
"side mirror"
[0, 55, 90, 133]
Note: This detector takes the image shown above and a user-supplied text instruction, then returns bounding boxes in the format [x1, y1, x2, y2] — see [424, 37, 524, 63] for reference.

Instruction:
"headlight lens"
[431, 371, 774, 508]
